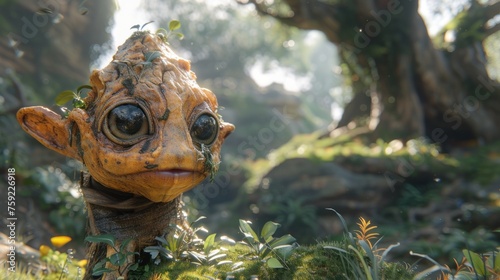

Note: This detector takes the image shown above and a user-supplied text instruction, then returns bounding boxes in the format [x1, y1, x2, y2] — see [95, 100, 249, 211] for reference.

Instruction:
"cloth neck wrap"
[80, 172, 182, 241]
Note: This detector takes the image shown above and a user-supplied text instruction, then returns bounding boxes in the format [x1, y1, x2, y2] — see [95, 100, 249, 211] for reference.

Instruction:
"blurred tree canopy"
[239, 0, 500, 147]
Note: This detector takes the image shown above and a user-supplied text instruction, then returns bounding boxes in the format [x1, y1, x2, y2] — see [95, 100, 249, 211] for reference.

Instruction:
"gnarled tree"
[239, 0, 500, 146]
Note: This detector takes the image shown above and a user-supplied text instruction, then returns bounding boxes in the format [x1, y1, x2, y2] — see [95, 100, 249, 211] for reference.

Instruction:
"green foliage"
[201, 143, 218, 182]
[412, 248, 500, 280]
[39, 247, 85, 280]
[155, 214, 413, 279]
[323, 208, 406, 280]
[156, 20, 184, 43]
[409, 227, 498, 263]
[22, 166, 86, 238]
[54, 85, 91, 117]
[85, 234, 140, 278]
[435, 2, 491, 49]
[144, 216, 234, 270]
[238, 219, 297, 269]
[130, 21, 154, 31]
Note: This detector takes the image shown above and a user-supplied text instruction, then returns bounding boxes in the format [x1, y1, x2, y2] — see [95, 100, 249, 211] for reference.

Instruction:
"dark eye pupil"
[192, 114, 217, 144]
[110, 105, 146, 135]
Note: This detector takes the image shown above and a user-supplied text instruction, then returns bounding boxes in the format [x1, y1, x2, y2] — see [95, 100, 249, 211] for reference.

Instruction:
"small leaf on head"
[55, 90, 76, 106]
[169, 20, 181, 31]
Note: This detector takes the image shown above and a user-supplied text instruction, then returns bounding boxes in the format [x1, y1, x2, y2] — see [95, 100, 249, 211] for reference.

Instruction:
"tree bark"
[81, 173, 184, 280]
[241, 0, 500, 145]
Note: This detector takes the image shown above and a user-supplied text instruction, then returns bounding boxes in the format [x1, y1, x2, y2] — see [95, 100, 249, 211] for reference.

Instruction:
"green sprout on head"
[130, 21, 155, 31]
[55, 85, 91, 118]
[156, 20, 184, 43]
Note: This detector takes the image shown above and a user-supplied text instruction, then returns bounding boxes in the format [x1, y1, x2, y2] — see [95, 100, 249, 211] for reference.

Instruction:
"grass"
[154, 242, 414, 280]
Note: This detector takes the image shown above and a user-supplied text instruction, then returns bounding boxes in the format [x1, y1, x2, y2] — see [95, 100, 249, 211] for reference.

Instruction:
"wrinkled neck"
[79, 172, 184, 240]
[80, 171, 175, 211]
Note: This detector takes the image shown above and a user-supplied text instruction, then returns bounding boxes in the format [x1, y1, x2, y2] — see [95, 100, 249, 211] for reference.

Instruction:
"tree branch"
[484, 1, 500, 22]
[240, 0, 346, 43]
[484, 23, 500, 39]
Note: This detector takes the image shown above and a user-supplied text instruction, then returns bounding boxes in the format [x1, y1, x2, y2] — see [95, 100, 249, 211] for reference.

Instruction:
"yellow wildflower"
[39, 245, 51, 257]
[77, 259, 88, 268]
[50, 236, 72, 248]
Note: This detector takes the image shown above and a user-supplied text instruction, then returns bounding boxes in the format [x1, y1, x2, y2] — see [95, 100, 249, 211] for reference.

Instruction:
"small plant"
[38, 235, 86, 279]
[188, 233, 233, 267]
[200, 143, 219, 182]
[238, 219, 297, 269]
[130, 21, 155, 31]
[54, 85, 91, 117]
[144, 216, 232, 268]
[412, 248, 500, 280]
[324, 208, 401, 280]
[354, 217, 380, 249]
[84, 234, 139, 278]
[156, 20, 184, 43]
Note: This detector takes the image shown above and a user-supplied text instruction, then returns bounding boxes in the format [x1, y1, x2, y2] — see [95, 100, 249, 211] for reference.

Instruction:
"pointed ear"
[17, 106, 82, 160]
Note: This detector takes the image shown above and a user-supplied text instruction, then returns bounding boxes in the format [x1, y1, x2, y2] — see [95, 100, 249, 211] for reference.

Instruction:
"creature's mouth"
[154, 169, 197, 178]
[135, 168, 203, 185]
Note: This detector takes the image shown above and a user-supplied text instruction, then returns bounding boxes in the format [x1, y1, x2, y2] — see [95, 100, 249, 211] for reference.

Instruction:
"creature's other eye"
[103, 104, 152, 145]
[190, 113, 219, 146]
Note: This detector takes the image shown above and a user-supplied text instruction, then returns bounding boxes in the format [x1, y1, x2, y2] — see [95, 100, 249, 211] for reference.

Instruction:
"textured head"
[17, 31, 234, 202]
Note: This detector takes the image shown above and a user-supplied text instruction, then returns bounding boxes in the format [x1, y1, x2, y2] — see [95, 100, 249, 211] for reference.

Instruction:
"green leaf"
[274, 244, 294, 259]
[128, 263, 139, 271]
[232, 261, 244, 270]
[169, 20, 181, 31]
[144, 51, 161, 63]
[176, 33, 184, 40]
[454, 272, 477, 280]
[267, 257, 284, 268]
[220, 235, 236, 245]
[208, 253, 226, 262]
[261, 221, 279, 242]
[141, 21, 154, 30]
[193, 216, 207, 224]
[119, 238, 133, 252]
[154, 236, 168, 245]
[156, 28, 168, 36]
[85, 234, 116, 248]
[217, 260, 232, 266]
[79, 7, 88, 15]
[176, 231, 187, 253]
[326, 208, 349, 233]
[76, 84, 92, 95]
[109, 252, 127, 266]
[92, 267, 113, 277]
[463, 249, 486, 276]
[239, 220, 259, 243]
[268, 234, 296, 249]
[143, 247, 159, 259]
[204, 233, 216, 253]
[55, 91, 76, 106]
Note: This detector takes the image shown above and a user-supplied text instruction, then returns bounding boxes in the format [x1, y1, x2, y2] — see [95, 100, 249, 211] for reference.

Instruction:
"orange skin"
[17, 32, 234, 202]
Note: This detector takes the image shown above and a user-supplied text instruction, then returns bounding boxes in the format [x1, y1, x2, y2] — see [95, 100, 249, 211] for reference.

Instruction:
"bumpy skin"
[17, 31, 234, 202]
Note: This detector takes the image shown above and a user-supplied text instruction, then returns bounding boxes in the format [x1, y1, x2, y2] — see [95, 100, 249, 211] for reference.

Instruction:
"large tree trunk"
[242, 0, 500, 145]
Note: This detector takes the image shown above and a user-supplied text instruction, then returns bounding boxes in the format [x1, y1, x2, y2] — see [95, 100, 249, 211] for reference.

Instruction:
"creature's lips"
[128, 169, 205, 202]
[136, 169, 203, 184]
[155, 169, 196, 178]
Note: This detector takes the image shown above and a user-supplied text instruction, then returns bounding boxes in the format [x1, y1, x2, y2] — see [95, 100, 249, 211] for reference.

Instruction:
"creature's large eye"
[103, 104, 153, 145]
[190, 113, 219, 146]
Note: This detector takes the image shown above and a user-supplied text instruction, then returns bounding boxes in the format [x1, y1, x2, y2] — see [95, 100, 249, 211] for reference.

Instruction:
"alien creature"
[17, 31, 234, 279]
